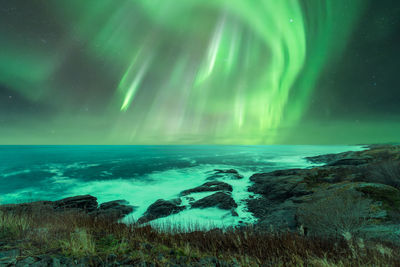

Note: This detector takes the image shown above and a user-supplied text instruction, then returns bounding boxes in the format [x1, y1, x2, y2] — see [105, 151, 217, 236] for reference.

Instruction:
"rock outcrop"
[53, 195, 98, 212]
[247, 144, 400, 243]
[0, 195, 134, 222]
[138, 199, 185, 223]
[246, 168, 313, 230]
[94, 200, 135, 220]
[249, 169, 312, 201]
[180, 181, 233, 196]
[191, 192, 237, 210]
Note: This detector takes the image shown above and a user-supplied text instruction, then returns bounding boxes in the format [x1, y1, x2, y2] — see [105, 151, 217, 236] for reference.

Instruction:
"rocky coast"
[1, 144, 400, 266]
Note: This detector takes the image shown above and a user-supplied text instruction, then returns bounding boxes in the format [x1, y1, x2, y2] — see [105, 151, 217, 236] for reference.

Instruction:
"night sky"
[0, 0, 399, 145]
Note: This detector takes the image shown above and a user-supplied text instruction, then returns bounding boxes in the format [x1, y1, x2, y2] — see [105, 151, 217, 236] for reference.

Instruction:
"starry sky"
[0, 0, 399, 145]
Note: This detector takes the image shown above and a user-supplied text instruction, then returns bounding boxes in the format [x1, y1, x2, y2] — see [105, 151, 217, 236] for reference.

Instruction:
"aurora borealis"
[0, 0, 399, 144]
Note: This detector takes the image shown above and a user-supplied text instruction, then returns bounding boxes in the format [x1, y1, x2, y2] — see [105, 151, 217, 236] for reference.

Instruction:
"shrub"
[368, 160, 400, 190]
[297, 190, 373, 237]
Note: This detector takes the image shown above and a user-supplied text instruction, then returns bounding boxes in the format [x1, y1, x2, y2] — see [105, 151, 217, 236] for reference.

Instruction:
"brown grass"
[1, 208, 400, 266]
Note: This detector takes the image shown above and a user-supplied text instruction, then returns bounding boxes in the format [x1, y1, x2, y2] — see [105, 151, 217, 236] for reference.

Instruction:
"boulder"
[191, 192, 237, 210]
[138, 199, 185, 223]
[94, 200, 134, 220]
[53, 195, 98, 212]
[180, 181, 233, 196]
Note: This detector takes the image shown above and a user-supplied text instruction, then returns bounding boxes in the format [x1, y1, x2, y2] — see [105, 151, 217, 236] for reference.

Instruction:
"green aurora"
[0, 0, 399, 144]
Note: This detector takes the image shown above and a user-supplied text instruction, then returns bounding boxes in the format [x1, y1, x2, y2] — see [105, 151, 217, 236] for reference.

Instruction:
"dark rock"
[249, 172, 312, 202]
[0, 249, 20, 258]
[328, 158, 370, 166]
[214, 169, 240, 175]
[51, 257, 61, 267]
[138, 199, 185, 223]
[29, 255, 54, 267]
[262, 169, 303, 177]
[170, 198, 182, 205]
[305, 151, 355, 164]
[246, 197, 270, 219]
[207, 169, 243, 180]
[183, 196, 195, 203]
[198, 256, 218, 265]
[191, 192, 237, 210]
[59, 256, 74, 266]
[246, 144, 400, 235]
[99, 199, 128, 210]
[197, 257, 232, 267]
[94, 200, 134, 220]
[305, 150, 375, 167]
[0, 248, 20, 266]
[256, 201, 298, 231]
[0, 258, 17, 266]
[0, 195, 134, 222]
[53, 195, 98, 212]
[180, 181, 233, 196]
[16, 256, 36, 266]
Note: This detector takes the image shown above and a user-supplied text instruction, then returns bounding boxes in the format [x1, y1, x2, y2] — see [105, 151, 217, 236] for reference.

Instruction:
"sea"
[0, 145, 365, 228]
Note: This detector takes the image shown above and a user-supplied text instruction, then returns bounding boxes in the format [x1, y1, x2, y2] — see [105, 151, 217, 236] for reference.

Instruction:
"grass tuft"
[0, 207, 399, 266]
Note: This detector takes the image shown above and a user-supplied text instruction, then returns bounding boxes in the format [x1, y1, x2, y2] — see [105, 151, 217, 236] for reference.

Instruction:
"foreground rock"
[247, 144, 400, 243]
[180, 181, 233, 196]
[138, 199, 185, 223]
[191, 192, 237, 210]
[94, 200, 135, 220]
[249, 169, 312, 201]
[54, 195, 98, 212]
[0, 195, 134, 222]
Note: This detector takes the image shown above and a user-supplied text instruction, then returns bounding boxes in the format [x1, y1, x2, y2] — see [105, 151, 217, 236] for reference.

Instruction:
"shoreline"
[1, 144, 400, 266]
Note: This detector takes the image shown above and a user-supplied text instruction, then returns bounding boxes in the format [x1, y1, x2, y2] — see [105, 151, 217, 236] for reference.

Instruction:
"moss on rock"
[356, 185, 400, 211]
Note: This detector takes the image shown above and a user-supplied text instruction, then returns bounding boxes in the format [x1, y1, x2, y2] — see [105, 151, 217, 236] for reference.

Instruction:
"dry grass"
[0, 208, 400, 266]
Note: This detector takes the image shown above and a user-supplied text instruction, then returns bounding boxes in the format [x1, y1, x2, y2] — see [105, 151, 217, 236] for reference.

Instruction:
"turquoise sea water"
[0, 145, 364, 226]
